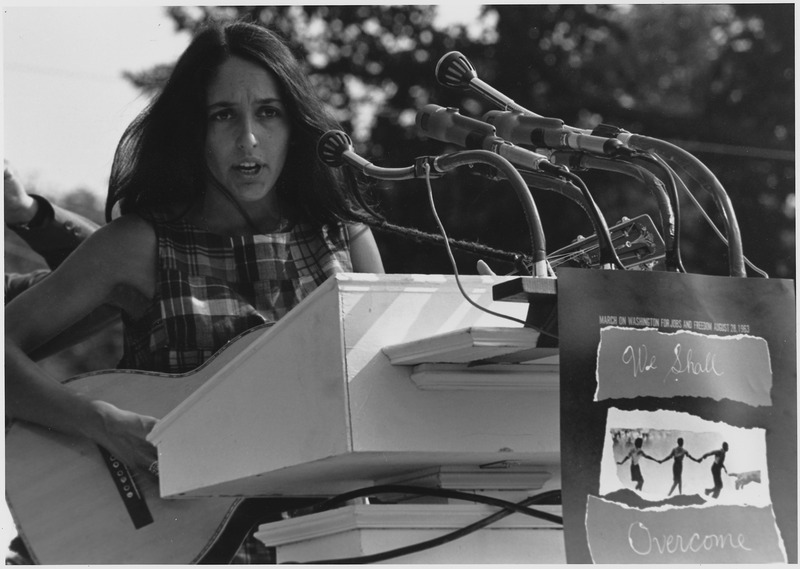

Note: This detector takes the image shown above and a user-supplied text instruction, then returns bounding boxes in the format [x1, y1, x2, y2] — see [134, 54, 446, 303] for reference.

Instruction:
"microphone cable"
[628, 152, 686, 272]
[552, 150, 684, 273]
[605, 145, 766, 276]
[280, 487, 562, 564]
[551, 168, 626, 271]
[619, 135, 747, 277]
[649, 153, 769, 277]
[420, 160, 554, 333]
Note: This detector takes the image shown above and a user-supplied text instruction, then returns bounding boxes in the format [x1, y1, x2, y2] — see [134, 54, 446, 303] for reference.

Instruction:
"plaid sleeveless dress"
[118, 217, 353, 563]
[119, 218, 353, 374]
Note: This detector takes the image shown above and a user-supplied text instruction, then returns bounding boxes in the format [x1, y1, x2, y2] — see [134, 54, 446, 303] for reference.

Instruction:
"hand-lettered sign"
[597, 327, 771, 405]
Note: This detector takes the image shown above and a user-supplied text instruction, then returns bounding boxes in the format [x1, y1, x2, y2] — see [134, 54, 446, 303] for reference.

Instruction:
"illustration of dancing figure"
[617, 437, 657, 491]
[658, 437, 699, 496]
[699, 442, 729, 498]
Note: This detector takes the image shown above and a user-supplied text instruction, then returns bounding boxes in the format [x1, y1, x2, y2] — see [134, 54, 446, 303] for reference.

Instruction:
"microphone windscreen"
[317, 130, 353, 167]
[435, 51, 477, 89]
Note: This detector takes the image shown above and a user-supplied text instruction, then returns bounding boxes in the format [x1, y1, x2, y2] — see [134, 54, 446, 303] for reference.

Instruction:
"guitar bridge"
[98, 446, 154, 529]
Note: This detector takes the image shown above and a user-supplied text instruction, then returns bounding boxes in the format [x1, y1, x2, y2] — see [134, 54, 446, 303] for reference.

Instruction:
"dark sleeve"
[4, 269, 51, 304]
[8, 195, 100, 269]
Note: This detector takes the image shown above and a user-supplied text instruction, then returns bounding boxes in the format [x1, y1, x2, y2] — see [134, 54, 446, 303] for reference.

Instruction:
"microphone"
[483, 110, 632, 157]
[318, 130, 371, 170]
[435, 51, 542, 117]
[318, 130, 437, 181]
[436, 52, 635, 154]
[416, 104, 561, 174]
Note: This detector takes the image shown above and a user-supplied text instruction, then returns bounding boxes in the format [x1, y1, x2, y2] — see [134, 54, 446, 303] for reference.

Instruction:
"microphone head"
[416, 104, 495, 148]
[435, 51, 477, 89]
[483, 110, 566, 145]
[415, 103, 442, 134]
[317, 130, 353, 167]
[482, 110, 514, 129]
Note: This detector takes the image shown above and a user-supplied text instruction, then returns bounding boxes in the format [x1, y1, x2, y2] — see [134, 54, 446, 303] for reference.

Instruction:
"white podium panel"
[148, 274, 560, 498]
[254, 504, 566, 564]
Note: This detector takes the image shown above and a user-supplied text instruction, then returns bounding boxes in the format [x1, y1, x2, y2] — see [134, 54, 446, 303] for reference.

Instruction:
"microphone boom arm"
[430, 150, 549, 276]
[621, 134, 745, 277]
[551, 150, 681, 272]
[318, 130, 549, 276]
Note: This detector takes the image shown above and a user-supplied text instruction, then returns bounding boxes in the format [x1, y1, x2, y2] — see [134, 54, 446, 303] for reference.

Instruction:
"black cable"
[628, 153, 687, 273]
[558, 170, 626, 270]
[423, 166, 532, 328]
[281, 489, 562, 565]
[288, 484, 562, 524]
[649, 155, 770, 278]
[626, 134, 746, 277]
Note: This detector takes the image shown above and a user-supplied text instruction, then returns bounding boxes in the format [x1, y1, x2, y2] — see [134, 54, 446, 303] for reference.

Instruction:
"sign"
[558, 268, 796, 563]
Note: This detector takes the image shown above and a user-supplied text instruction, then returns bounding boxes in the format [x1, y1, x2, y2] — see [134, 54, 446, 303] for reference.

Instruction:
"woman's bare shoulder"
[60, 214, 157, 291]
[95, 213, 155, 243]
[78, 214, 154, 259]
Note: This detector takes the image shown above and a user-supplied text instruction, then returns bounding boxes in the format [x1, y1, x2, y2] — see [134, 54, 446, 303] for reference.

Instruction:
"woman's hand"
[89, 400, 160, 475]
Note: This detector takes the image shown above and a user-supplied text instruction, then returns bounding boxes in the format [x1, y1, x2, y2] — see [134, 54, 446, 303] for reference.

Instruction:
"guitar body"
[6, 327, 279, 564]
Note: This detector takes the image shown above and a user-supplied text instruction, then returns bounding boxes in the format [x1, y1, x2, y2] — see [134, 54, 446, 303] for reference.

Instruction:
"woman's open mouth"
[234, 161, 264, 176]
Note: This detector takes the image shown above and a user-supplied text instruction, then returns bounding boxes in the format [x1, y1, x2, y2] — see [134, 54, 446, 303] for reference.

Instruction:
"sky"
[3, 6, 192, 201]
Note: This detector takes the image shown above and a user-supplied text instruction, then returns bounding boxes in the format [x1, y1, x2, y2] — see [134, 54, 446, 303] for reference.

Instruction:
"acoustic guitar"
[6, 325, 308, 564]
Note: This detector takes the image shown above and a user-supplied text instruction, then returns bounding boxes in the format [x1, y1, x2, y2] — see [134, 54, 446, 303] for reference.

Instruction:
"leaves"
[124, 5, 795, 278]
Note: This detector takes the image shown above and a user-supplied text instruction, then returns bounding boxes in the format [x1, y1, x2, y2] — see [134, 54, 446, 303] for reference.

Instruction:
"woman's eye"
[258, 107, 281, 118]
[210, 109, 233, 121]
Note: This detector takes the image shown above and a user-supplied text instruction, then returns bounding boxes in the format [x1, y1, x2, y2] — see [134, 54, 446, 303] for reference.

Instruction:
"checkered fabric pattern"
[119, 218, 353, 374]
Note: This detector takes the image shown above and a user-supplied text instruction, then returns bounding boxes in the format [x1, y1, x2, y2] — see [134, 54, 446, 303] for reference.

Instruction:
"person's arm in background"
[5, 161, 118, 355]
[4, 270, 52, 304]
[5, 161, 100, 272]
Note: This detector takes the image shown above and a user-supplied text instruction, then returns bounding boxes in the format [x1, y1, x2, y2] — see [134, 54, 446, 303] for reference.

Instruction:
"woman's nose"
[236, 117, 259, 149]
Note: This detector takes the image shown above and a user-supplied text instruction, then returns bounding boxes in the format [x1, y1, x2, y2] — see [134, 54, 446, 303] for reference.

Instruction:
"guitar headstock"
[547, 214, 665, 271]
[504, 214, 665, 276]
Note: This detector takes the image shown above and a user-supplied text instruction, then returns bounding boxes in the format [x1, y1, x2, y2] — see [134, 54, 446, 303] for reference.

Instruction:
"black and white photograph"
[603, 410, 771, 508]
[3, 4, 794, 564]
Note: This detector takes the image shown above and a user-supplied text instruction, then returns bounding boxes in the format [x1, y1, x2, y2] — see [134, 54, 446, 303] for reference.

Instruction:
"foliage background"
[5, 4, 794, 376]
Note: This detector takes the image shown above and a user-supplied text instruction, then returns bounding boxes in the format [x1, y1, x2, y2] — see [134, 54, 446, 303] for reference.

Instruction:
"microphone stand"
[627, 153, 685, 273]
[433, 50, 746, 277]
[619, 134, 745, 277]
[427, 151, 549, 277]
[550, 150, 682, 273]
[317, 131, 550, 277]
[479, 166, 627, 271]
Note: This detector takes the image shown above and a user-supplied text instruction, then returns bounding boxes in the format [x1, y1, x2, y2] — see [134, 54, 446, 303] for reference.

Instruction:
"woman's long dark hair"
[106, 21, 363, 226]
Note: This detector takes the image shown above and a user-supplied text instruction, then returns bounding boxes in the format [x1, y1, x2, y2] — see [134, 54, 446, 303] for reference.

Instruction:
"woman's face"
[205, 56, 291, 204]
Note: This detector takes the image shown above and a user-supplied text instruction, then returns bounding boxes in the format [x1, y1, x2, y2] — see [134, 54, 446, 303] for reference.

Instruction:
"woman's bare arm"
[348, 223, 385, 273]
[5, 215, 159, 471]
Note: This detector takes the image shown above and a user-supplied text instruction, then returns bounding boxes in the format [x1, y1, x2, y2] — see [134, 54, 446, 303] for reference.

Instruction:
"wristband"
[10, 194, 54, 230]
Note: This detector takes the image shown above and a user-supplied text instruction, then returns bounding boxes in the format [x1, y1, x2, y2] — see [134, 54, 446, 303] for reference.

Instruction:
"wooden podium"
[148, 273, 564, 563]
